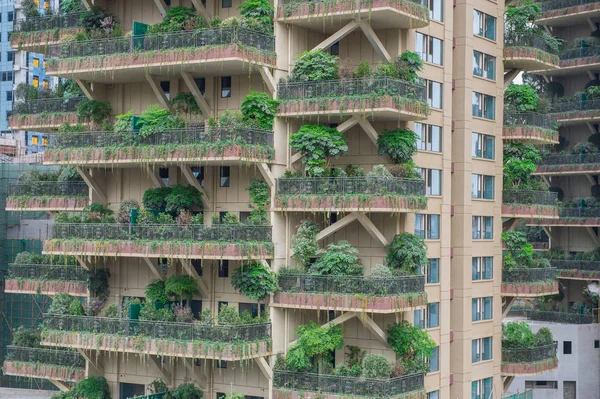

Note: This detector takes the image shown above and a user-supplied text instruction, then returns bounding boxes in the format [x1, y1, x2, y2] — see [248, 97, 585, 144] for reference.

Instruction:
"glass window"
[32, 136, 39, 146]
[330, 41, 339, 56]
[416, 33, 443, 65]
[472, 133, 494, 160]
[43, 79, 49, 89]
[6, 91, 12, 101]
[427, 303, 439, 328]
[415, 123, 442, 152]
[472, 92, 495, 120]
[484, 53, 496, 80]
[472, 92, 482, 117]
[473, 50, 483, 77]
[428, 214, 440, 239]
[421, 0, 443, 21]
[485, 14, 496, 41]
[416, 32, 427, 62]
[427, 80, 443, 109]
[414, 308, 425, 328]
[473, 10, 496, 41]
[472, 337, 493, 363]
[427, 259, 439, 284]
[472, 216, 493, 240]
[472, 297, 493, 321]
[220, 166, 230, 187]
[415, 214, 425, 239]
[221, 76, 232, 98]
[194, 77, 206, 95]
[473, 9, 483, 37]
[222, 0, 232, 7]
[32, 75, 39, 88]
[33, 58, 39, 68]
[472, 257, 493, 280]
[421, 169, 442, 196]
[472, 378, 493, 399]
[471, 174, 494, 199]
[7, 11, 13, 22]
[218, 260, 229, 277]
[7, 51, 14, 62]
[428, 392, 439, 399]
[483, 297, 493, 319]
[429, 346, 439, 372]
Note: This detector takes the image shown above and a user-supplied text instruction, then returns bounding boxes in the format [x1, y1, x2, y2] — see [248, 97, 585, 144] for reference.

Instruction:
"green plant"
[309, 241, 362, 276]
[396, 51, 424, 83]
[137, 104, 185, 138]
[369, 264, 393, 278]
[114, 110, 134, 132]
[387, 321, 435, 373]
[289, 50, 339, 82]
[535, 327, 554, 346]
[502, 230, 534, 270]
[149, 379, 168, 394]
[57, 166, 83, 182]
[346, 345, 366, 368]
[142, 185, 203, 215]
[48, 294, 78, 315]
[117, 199, 139, 223]
[146, 279, 168, 304]
[362, 354, 392, 379]
[170, 92, 202, 115]
[388, 162, 420, 179]
[292, 220, 319, 267]
[503, 321, 535, 349]
[221, 394, 244, 399]
[377, 129, 419, 164]
[386, 233, 428, 274]
[285, 322, 344, 372]
[89, 268, 111, 300]
[353, 61, 371, 78]
[11, 326, 40, 348]
[504, 84, 540, 112]
[165, 275, 200, 306]
[103, 304, 119, 318]
[504, 144, 541, 189]
[231, 262, 278, 308]
[76, 99, 112, 124]
[217, 304, 241, 325]
[147, 6, 206, 33]
[241, 90, 280, 130]
[69, 300, 86, 316]
[290, 124, 348, 176]
[164, 382, 204, 399]
[139, 304, 175, 322]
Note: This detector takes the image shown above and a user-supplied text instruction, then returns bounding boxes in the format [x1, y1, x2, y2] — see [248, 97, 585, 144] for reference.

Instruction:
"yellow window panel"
[32, 76, 39, 88]
[32, 136, 39, 145]
[33, 58, 39, 67]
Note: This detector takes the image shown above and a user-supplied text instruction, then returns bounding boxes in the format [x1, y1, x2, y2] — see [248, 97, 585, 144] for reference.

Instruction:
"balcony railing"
[538, 152, 600, 167]
[504, 32, 558, 55]
[503, 112, 558, 131]
[502, 343, 557, 364]
[48, 126, 274, 149]
[8, 181, 88, 197]
[559, 207, 600, 218]
[6, 345, 85, 369]
[278, 274, 424, 296]
[44, 314, 271, 343]
[51, 223, 272, 242]
[277, 77, 427, 102]
[502, 268, 557, 283]
[549, 99, 600, 114]
[7, 263, 89, 282]
[502, 190, 558, 206]
[541, 0, 600, 11]
[276, 177, 425, 197]
[12, 97, 86, 116]
[278, 0, 424, 6]
[513, 310, 597, 324]
[551, 259, 600, 271]
[503, 392, 533, 399]
[273, 370, 424, 397]
[13, 12, 84, 33]
[47, 27, 275, 59]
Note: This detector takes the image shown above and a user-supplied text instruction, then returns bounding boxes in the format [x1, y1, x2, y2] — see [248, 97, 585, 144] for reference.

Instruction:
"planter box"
[503, 126, 559, 145]
[501, 357, 558, 376]
[5, 279, 89, 297]
[41, 331, 270, 361]
[502, 205, 559, 220]
[9, 113, 83, 131]
[559, 269, 600, 280]
[275, 195, 426, 213]
[535, 163, 600, 175]
[6, 196, 88, 211]
[540, 3, 600, 21]
[272, 292, 427, 313]
[501, 281, 559, 297]
[10, 28, 83, 49]
[527, 218, 600, 226]
[503, 47, 559, 70]
[273, 389, 426, 399]
[3, 360, 85, 383]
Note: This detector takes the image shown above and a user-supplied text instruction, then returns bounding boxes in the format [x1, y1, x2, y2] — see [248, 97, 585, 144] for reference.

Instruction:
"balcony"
[10, 12, 84, 52]
[510, 309, 597, 324]
[44, 223, 273, 260]
[44, 126, 274, 167]
[45, 28, 276, 83]
[9, 97, 87, 132]
[272, 274, 426, 313]
[501, 343, 558, 376]
[537, 0, 600, 27]
[527, 207, 600, 226]
[6, 181, 89, 212]
[41, 314, 272, 361]
[551, 259, 600, 279]
[501, 268, 559, 297]
[547, 99, 600, 124]
[4, 263, 91, 297]
[502, 190, 559, 220]
[535, 152, 600, 176]
[274, 177, 427, 212]
[273, 370, 425, 399]
[276, 0, 429, 33]
[503, 112, 559, 145]
[277, 77, 429, 121]
[3, 346, 85, 383]
[504, 33, 560, 71]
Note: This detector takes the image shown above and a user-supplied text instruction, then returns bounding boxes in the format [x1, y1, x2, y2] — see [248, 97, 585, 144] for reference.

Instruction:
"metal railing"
[512, 310, 597, 324]
[502, 343, 557, 364]
[278, 0, 425, 6]
[273, 370, 424, 397]
[278, 274, 425, 296]
[277, 77, 427, 102]
[505, 32, 558, 54]
[127, 394, 166, 399]
[276, 177, 425, 197]
[502, 190, 558, 206]
[503, 112, 558, 131]
[51, 223, 272, 242]
[551, 259, 600, 271]
[6, 345, 85, 369]
[503, 392, 533, 399]
[549, 98, 600, 113]
[541, 0, 600, 11]
[538, 152, 600, 166]
[48, 126, 274, 149]
[7, 181, 88, 197]
[13, 12, 84, 32]
[559, 207, 600, 218]
[11, 97, 86, 116]
[47, 27, 275, 59]
[502, 268, 557, 283]
[7, 263, 89, 282]
[560, 44, 600, 61]
[43, 314, 272, 343]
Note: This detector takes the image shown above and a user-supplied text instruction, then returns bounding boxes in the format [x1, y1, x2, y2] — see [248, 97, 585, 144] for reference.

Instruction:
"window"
[222, 0, 232, 7]
[472, 92, 495, 120]
[472, 50, 496, 80]
[415, 33, 443, 65]
[43, 59, 47, 69]
[2, 72, 13, 82]
[419, 168, 442, 196]
[472, 378, 493, 399]
[194, 77, 206, 95]
[218, 260, 229, 277]
[33, 57, 40, 68]
[472, 257, 493, 280]
[44, 0, 50, 9]
[7, 51, 14, 62]
[472, 297, 493, 321]
[239, 303, 265, 318]
[330, 41, 339, 56]
[43, 79, 49, 89]
[525, 381, 558, 390]
[595, 340, 599, 349]
[426, 258, 439, 284]
[216, 360, 227, 368]
[472, 132, 494, 160]
[415, 123, 442, 152]
[414, 309, 425, 328]
[427, 303, 439, 328]
[415, 214, 440, 240]
[31, 136, 39, 146]
[563, 341, 572, 354]
[221, 76, 232, 97]
[429, 346, 439, 372]
[471, 174, 494, 199]
[472, 216, 493, 240]
[427, 392, 439, 399]
[427, 80, 443, 109]
[119, 383, 145, 399]
[7, 11, 13, 22]
[220, 166, 230, 187]
[160, 81, 170, 100]
[473, 10, 496, 41]
[42, 136, 48, 146]
[32, 75, 39, 88]
[422, 0, 442, 22]
[472, 337, 493, 363]
[6, 91, 12, 101]
[191, 166, 204, 187]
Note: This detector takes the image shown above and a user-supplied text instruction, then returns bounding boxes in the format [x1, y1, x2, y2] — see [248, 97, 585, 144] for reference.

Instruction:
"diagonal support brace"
[258, 163, 275, 188]
[180, 165, 212, 211]
[315, 213, 359, 241]
[181, 71, 211, 117]
[358, 22, 391, 62]
[181, 259, 209, 298]
[190, 0, 211, 23]
[153, 0, 169, 16]
[356, 213, 389, 246]
[312, 20, 360, 52]
[76, 167, 107, 204]
[143, 257, 164, 281]
[146, 74, 174, 113]
[259, 67, 276, 94]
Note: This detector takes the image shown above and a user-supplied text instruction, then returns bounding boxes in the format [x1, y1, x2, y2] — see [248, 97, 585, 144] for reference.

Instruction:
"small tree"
[289, 50, 339, 82]
[377, 128, 419, 164]
[290, 124, 348, 176]
[286, 322, 344, 372]
[309, 241, 361, 276]
[11, 326, 40, 348]
[231, 262, 278, 314]
[504, 84, 540, 113]
[502, 230, 534, 270]
[241, 90, 280, 130]
[146, 279, 168, 304]
[386, 233, 428, 274]
[292, 220, 320, 267]
[503, 143, 541, 189]
[165, 275, 200, 307]
[387, 321, 436, 373]
[503, 321, 535, 349]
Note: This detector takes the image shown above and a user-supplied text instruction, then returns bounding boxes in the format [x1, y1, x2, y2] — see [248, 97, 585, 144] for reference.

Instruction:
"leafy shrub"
[290, 124, 348, 176]
[164, 382, 204, 399]
[504, 84, 540, 112]
[362, 354, 392, 379]
[76, 99, 112, 124]
[289, 50, 338, 82]
[142, 185, 203, 215]
[103, 304, 119, 318]
[396, 51, 424, 83]
[388, 162, 419, 179]
[370, 264, 393, 278]
[146, 279, 168, 304]
[309, 241, 362, 276]
[387, 321, 435, 373]
[139, 304, 175, 322]
[217, 305, 241, 325]
[69, 300, 86, 316]
[58, 167, 83, 182]
[503, 230, 534, 270]
[504, 144, 542, 189]
[89, 268, 110, 300]
[114, 110, 134, 132]
[48, 294, 78, 315]
[11, 326, 40, 348]
[165, 275, 200, 305]
[570, 142, 599, 155]
[117, 199, 139, 223]
[353, 61, 371, 78]
[367, 164, 393, 178]
[241, 90, 280, 130]
[292, 220, 319, 267]
[386, 233, 428, 274]
[377, 129, 419, 164]
[147, 7, 207, 33]
[170, 92, 202, 115]
[137, 104, 185, 138]
[285, 322, 344, 372]
[503, 321, 535, 349]
[535, 327, 554, 346]
[174, 304, 194, 323]
[231, 262, 278, 302]
[71, 376, 111, 399]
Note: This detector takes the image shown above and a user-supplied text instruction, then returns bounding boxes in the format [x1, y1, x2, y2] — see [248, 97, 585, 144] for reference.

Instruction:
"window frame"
[472, 337, 493, 363]
[415, 123, 442, 153]
[472, 216, 493, 240]
[473, 10, 496, 41]
[426, 258, 440, 284]
[221, 76, 232, 98]
[471, 132, 495, 160]
[415, 214, 441, 240]
[472, 257, 493, 281]
[471, 174, 495, 200]
[472, 50, 496, 80]
[427, 302, 439, 328]
[427, 80, 443, 109]
[472, 297, 493, 321]
[416, 32, 443, 66]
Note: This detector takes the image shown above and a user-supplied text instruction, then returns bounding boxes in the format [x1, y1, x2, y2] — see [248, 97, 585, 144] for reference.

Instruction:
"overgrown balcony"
[45, 27, 276, 83]
[3, 345, 86, 383]
[10, 12, 85, 51]
[9, 96, 87, 132]
[44, 223, 273, 260]
[272, 273, 426, 313]
[551, 259, 600, 279]
[510, 309, 597, 324]
[503, 112, 559, 145]
[274, 176, 427, 212]
[41, 314, 272, 361]
[273, 370, 425, 399]
[534, 152, 600, 175]
[537, 0, 600, 27]
[547, 99, 600, 124]
[6, 181, 89, 211]
[4, 263, 91, 297]
[527, 207, 600, 226]
[501, 268, 559, 297]
[501, 343, 558, 376]
[502, 190, 559, 220]
[277, 77, 429, 121]
[276, 0, 429, 32]
[504, 32, 560, 71]
[44, 126, 274, 167]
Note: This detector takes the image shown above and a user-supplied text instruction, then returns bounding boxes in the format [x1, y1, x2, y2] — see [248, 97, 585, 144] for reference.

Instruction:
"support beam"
[357, 118, 379, 145]
[315, 213, 359, 241]
[312, 20, 360, 52]
[74, 255, 90, 270]
[190, 0, 211, 23]
[288, 312, 356, 346]
[183, 359, 207, 389]
[586, 122, 597, 135]
[77, 349, 103, 373]
[147, 168, 166, 188]
[541, 226, 552, 241]
[81, 0, 92, 10]
[586, 174, 597, 186]
[255, 357, 273, 380]
[143, 257, 164, 281]
[259, 67, 276, 94]
[503, 376, 515, 393]
[360, 314, 388, 343]
[587, 70, 595, 80]
[260, 260, 270, 268]
[590, 18, 599, 31]
[258, 163, 275, 188]
[585, 227, 600, 247]
[504, 69, 521, 87]
[181, 259, 209, 298]
[291, 152, 302, 164]
[153, 0, 168, 16]
[502, 218, 519, 233]
[49, 380, 70, 392]
[149, 355, 172, 385]
[181, 165, 212, 211]
[541, 175, 550, 187]
[292, 117, 361, 164]
[356, 213, 389, 246]
[146, 74, 174, 113]
[76, 80, 96, 101]
[76, 167, 107, 204]
[358, 22, 391, 62]
[337, 116, 361, 133]
[502, 297, 516, 318]
[181, 71, 211, 117]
